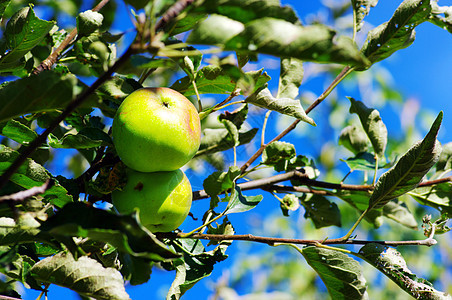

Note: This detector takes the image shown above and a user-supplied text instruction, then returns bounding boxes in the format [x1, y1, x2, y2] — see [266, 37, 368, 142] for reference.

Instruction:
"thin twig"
[240, 66, 354, 173]
[192, 171, 452, 201]
[0, 179, 53, 202]
[33, 0, 111, 74]
[159, 232, 438, 247]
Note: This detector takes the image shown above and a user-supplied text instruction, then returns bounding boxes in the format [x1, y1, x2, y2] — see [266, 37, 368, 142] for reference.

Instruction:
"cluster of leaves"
[0, 0, 451, 299]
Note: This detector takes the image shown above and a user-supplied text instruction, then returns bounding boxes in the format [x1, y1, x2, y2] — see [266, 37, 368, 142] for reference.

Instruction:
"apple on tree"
[112, 87, 201, 172]
[112, 168, 192, 232]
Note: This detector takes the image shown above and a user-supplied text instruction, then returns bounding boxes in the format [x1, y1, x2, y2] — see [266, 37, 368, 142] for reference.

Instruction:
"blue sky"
[23, 0, 452, 299]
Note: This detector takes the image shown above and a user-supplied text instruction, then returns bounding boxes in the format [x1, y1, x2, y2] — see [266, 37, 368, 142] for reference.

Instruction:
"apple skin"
[112, 168, 192, 232]
[112, 87, 201, 172]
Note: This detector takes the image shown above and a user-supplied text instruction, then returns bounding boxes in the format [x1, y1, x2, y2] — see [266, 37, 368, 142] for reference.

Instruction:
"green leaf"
[302, 195, 342, 228]
[341, 152, 389, 171]
[225, 186, 263, 214]
[0, 0, 10, 23]
[122, 0, 149, 10]
[218, 104, 248, 129]
[246, 87, 316, 126]
[187, 14, 244, 45]
[360, 0, 431, 68]
[167, 13, 207, 36]
[349, 97, 387, 157]
[40, 202, 180, 261]
[0, 215, 49, 246]
[171, 65, 270, 96]
[196, 128, 258, 157]
[224, 19, 369, 67]
[368, 111, 443, 210]
[0, 70, 98, 123]
[262, 141, 296, 166]
[335, 190, 384, 228]
[221, 119, 239, 147]
[0, 119, 37, 144]
[48, 128, 112, 149]
[203, 166, 241, 209]
[436, 142, 452, 172]
[0, 145, 72, 208]
[76, 10, 103, 36]
[302, 246, 368, 299]
[429, 2, 452, 34]
[277, 57, 303, 99]
[30, 251, 130, 300]
[191, 0, 299, 24]
[382, 199, 417, 229]
[338, 125, 369, 155]
[352, 0, 378, 32]
[166, 238, 230, 300]
[359, 243, 450, 299]
[0, 6, 55, 72]
[409, 182, 452, 214]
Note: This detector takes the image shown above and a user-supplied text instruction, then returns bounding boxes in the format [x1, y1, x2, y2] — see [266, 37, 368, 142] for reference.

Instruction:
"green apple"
[112, 168, 192, 232]
[112, 87, 201, 172]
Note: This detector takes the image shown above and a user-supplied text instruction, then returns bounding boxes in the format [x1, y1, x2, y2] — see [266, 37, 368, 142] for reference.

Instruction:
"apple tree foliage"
[0, 0, 451, 299]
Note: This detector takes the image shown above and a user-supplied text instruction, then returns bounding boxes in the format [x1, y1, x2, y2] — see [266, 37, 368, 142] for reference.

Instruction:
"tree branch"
[33, 0, 112, 74]
[240, 66, 354, 173]
[193, 170, 452, 200]
[0, 295, 23, 300]
[159, 232, 437, 247]
[0, 179, 53, 203]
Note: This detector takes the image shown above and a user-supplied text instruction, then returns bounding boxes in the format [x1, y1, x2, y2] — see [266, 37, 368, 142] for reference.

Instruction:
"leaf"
[429, 2, 452, 34]
[277, 57, 303, 99]
[218, 104, 249, 130]
[196, 128, 258, 157]
[167, 13, 207, 36]
[0, 70, 98, 123]
[224, 19, 369, 67]
[40, 202, 180, 261]
[0, 119, 38, 144]
[360, 0, 431, 68]
[122, 0, 149, 10]
[30, 251, 130, 300]
[410, 182, 452, 214]
[302, 246, 368, 299]
[165, 238, 230, 300]
[341, 152, 389, 171]
[352, 0, 378, 32]
[203, 166, 241, 198]
[335, 190, 384, 228]
[48, 128, 112, 149]
[262, 141, 296, 166]
[0, 0, 11, 23]
[0, 145, 72, 208]
[246, 87, 316, 126]
[359, 243, 450, 299]
[171, 65, 270, 96]
[349, 97, 387, 157]
[368, 111, 443, 210]
[382, 199, 417, 229]
[436, 142, 452, 172]
[187, 14, 245, 45]
[191, 0, 299, 24]
[0, 6, 55, 72]
[338, 125, 369, 155]
[0, 215, 49, 246]
[225, 186, 263, 214]
[302, 195, 342, 228]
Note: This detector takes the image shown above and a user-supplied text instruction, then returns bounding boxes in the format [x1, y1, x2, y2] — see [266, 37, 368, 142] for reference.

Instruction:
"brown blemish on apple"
[134, 182, 144, 191]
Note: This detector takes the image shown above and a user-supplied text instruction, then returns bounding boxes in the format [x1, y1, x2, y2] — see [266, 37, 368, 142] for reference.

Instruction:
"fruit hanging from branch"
[112, 87, 201, 172]
[112, 168, 192, 233]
